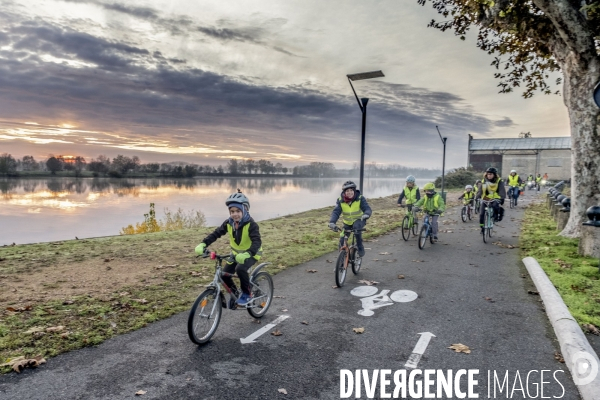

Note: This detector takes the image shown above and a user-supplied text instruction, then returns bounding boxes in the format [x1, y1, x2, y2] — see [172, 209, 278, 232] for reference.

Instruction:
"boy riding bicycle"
[477, 167, 506, 233]
[397, 175, 420, 211]
[413, 182, 445, 241]
[329, 181, 372, 257]
[195, 190, 262, 306]
[505, 170, 523, 205]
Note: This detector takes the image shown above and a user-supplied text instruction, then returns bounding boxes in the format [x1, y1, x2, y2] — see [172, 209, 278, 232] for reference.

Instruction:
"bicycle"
[481, 199, 498, 244]
[474, 197, 481, 214]
[187, 250, 274, 345]
[331, 226, 365, 287]
[400, 204, 419, 241]
[414, 207, 440, 250]
[460, 200, 474, 222]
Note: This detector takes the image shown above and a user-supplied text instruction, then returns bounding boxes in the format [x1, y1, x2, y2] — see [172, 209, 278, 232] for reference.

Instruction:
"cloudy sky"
[0, 0, 569, 169]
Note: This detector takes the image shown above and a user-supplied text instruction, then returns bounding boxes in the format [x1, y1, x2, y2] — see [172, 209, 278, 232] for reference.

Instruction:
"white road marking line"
[240, 315, 289, 344]
[405, 332, 436, 369]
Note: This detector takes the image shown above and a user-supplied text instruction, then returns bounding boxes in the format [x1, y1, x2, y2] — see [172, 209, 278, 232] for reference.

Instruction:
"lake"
[0, 177, 431, 245]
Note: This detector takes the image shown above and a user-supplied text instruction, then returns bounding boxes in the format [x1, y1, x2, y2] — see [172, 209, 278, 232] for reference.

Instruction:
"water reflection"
[0, 177, 414, 245]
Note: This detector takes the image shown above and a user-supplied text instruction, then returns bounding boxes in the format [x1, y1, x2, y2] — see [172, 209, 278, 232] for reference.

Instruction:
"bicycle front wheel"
[510, 197, 514, 209]
[401, 215, 411, 241]
[247, 272, 274, 318]
[187, 288, 222, 345]
[461, 206, 467, 222]
[335, 250, 348, 287]
[412, 217, 419, 235]
[418, 225, 428, 250]
[351, 248, 362, 275]
[467, 207, 472, 220]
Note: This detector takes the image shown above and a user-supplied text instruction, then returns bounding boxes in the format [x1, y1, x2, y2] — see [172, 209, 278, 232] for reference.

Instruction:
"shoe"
[433, 236, 438, 241]
[236, 293, 252, 306]
[480, 227, 484, 234]
[358, 250, 365, 257]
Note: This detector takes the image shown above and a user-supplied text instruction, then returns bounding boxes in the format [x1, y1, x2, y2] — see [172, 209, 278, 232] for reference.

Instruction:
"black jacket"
[202, 218, 262, 257]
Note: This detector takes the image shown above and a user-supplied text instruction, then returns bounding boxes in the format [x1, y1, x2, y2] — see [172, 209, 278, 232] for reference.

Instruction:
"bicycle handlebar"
[332, 226, 366, 233]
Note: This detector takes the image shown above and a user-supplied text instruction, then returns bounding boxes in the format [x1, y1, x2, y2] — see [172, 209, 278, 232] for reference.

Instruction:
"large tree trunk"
[558, 55, 600, 247]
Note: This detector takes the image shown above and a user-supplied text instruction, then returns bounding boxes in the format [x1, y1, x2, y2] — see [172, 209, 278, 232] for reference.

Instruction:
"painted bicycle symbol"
[350, 286, 418, 316]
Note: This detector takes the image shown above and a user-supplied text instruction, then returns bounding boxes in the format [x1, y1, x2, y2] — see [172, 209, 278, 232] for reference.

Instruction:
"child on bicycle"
[413, 182, 445, 241]
[328, 181, 372, 257]
[195, 190, 262, 306]
[458, 185, 475, 206]
[477, 167, 506, 233]
[397, 175, 420, 211]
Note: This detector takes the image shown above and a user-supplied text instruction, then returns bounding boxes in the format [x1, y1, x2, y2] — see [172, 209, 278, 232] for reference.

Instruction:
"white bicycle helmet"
[226, 189, 250, 210]
[510, 169, 517, 174]
[465, 185, 473, 190]
[406, 175, 416, 183]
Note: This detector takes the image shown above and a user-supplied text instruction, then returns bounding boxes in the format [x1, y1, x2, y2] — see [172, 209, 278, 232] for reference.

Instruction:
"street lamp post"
[347, 70, 384, 194]
[436, 126, 447, 201]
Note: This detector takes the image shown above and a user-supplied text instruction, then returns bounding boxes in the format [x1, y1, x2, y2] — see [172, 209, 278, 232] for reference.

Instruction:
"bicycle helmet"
[225, 189, 250, 210]
[465, 185, 473, 190]
[342, 181, 357, 191]
[485, 167, 498, 175]
[423, 182, 435, 191]
[406, 175, 416, 183]
[510, 170, 517, 174]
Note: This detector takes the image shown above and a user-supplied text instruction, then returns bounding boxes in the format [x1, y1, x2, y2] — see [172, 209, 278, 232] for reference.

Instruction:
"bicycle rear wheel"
[401, 215, 411, 241]
[418, 225, 428, 249]
[351, 248, 362, 275]
[247, 272, 274, 318]
[461, 206, 467, 222]
[187, 288, 222, 345]
[335, 250, 348, 287]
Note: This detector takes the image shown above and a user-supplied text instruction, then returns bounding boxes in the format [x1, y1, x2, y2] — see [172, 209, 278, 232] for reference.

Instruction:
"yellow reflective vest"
[339, 196, 365, 225]
[482, 178, 502, 200]
[227, 224, 262, 260]
[508, 175, 520, 186]
[403, 186, 419, 204]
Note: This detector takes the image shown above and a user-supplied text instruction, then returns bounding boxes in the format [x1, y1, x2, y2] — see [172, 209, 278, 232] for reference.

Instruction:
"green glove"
[235, 252, 251, 264]
[195, 243, 206, 255]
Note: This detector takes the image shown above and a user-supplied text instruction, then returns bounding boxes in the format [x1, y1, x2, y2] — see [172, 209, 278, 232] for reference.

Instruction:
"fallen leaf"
[583, 323, 600, 335]
[278, 388, 288, 395]
[379, 252, 391, 255]
[60, 332, 70, 339]
[448, 343, 471, 354]
[6, 305, 32, 312]
[62, 300, 74, 305]
[331, 285, 339, 289]
[0, 355, 46, 373]
[281, 309, 288, 312]
[398, 274, 405, 279]
[119, 292, 130, 296]
[301, 321, 309, 325]
[385, 259, 397, 263]
[353, 327, 365, 334]
[325, 260, 332, 263]
[554, 352, 565, 363]
[252, 319, 261, 324]
[135, 390, 147, 396]
[527, 290, 539, 295]
[371, 258, 380, 261]
[133, 298, 148, 304]
[274, 295, 286, 299]
[357, 279, 379, 286]
[306, 269, 318, 273]
[24, 327, 45, 334]
[46, 325, 64, 333]
[271, 329, 282, 336]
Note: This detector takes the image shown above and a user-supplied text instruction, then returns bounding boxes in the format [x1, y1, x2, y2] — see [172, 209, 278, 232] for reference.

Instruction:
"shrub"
[434, 167, 480, 189]
[108, 170, 122, 178]
[121, 203, 205, 235]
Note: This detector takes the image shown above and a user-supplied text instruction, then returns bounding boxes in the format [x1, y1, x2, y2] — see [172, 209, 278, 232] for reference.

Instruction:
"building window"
[547, 158, 563, 167]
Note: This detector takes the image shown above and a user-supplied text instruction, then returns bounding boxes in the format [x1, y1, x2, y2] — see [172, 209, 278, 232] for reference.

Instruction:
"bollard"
[552, 195, 567, 219]
[580, 206, 600, 260]
[556, 198, 570, 231]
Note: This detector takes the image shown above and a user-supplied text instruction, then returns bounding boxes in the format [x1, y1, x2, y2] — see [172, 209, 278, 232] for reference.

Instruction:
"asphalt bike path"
[0, 191, 581, 399]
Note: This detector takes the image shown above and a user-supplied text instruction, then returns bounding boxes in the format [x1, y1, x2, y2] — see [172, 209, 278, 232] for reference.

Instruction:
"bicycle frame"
[338, 227, 364, 268]
[203, 253, 269, 311]
[481, 200, 498, 228]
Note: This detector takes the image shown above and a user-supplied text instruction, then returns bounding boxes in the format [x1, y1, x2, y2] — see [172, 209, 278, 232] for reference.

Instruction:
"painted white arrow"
[404, 332, 436, 369]
[240, 315, 290, 344]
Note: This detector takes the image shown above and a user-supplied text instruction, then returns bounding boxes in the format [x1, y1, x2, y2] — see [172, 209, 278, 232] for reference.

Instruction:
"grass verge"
[520, 202, 600, 329]
[0, 192, 461, 373]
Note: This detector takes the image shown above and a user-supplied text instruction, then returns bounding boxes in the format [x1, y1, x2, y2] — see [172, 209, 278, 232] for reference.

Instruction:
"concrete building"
[467, 135, 571, 180]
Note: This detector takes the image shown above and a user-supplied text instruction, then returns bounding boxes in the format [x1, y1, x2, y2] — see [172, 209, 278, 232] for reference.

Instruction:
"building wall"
[471, 149, 571, 181]
[538, 149, 571, 180]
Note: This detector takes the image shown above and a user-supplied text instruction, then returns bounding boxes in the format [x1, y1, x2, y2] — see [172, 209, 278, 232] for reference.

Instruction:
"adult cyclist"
[505, 170, 523, 206]
[477, 167, 506, 234]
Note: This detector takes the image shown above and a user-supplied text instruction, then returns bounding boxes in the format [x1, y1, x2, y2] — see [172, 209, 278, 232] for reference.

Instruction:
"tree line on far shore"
[0, 153, 439, 178]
